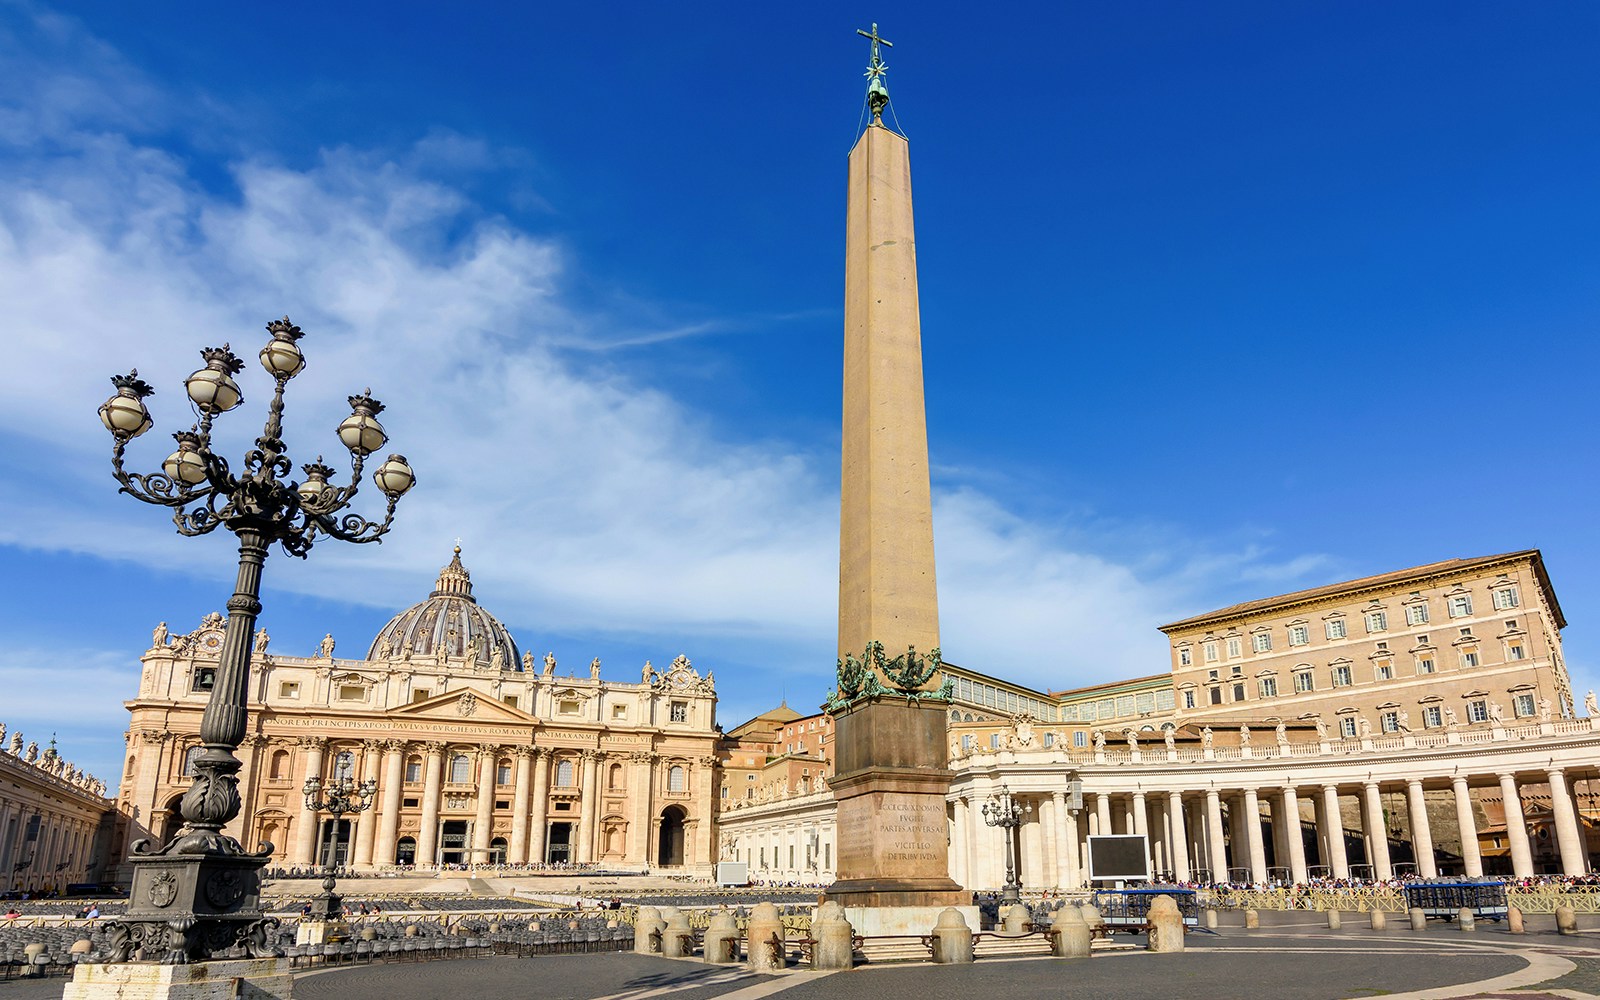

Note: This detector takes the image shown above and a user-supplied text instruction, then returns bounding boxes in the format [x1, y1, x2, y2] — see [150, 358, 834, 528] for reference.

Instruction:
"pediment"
[394, 689, 537, 723]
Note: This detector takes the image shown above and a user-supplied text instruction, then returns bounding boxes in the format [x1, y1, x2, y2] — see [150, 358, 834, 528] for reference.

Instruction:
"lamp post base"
[105, 851, 278, 964]
[64, 957, 293, 1000]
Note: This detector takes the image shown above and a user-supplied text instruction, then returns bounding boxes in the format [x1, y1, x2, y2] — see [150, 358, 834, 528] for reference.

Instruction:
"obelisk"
[825, 25, 966, 919]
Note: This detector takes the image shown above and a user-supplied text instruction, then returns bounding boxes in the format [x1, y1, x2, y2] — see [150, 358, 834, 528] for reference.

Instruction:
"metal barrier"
[1203, 886, 1600, 915]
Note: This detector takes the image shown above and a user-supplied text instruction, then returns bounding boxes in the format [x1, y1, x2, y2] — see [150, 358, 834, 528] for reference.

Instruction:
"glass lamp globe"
[297, 460, 335, 507]
[337, 391, 388, 456]
[372, 454, 416, 497]
[185, 346, 245, 414]
[99, 372, 155, 439]
[259, 317, 306, 378]
[162, 432, 209, 486]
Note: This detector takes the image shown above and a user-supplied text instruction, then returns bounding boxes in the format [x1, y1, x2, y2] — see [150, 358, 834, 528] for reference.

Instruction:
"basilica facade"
[113, 548, 720, 880]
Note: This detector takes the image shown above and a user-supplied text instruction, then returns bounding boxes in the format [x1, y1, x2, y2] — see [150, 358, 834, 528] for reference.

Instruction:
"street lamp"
[98, 317, 414, 964]
[982, 784, 1032, 904]
[302, 773, 378, 919]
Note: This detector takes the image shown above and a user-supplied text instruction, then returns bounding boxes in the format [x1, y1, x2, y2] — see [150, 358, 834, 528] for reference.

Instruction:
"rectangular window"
[1461, 650, 1479, 668]
[721, 787, 729, 799]
[403, 796, 420, 807]
[1073, 731, 1088, 748]
[1258, 676, 1278, 698]
[1182, 689, 1197, 709]
[279, 681, 300, 699]
[338, 684, 365, 701]
[1380, 711, 1399, 733]
[1252, 633, 1272, 653]
[989, 733, 1001, 749]
[1232, 683, 1246, 701]
[1375, 661, 1393, 681]
[1331, 665, 1352, 687]
[670, 701, 688, 722]
[1449, 595, 1473, 618]
[1203, 642, 1218, 662]
[1209, 687, 1222, 705]
[1417, 657, 1436, 675]
[1293, 671, 1314, 693]
[1339, 717, 1357, 738]
[1514, 693, 1536, 717]
[1042, 732, 1055, 748]
[1492, 586, 1520, 610]
[502, 695, 519, 709]
[1326, 619, 1347, 640]
[496, 763, 512, 784]
[1288, 625, 1309, 646]
[1366, 611, 1388, 633]
[1508, 643, 1525, 660]
[1467, 700, 1489, 723]
[412, 689, 431, 702]
[1422, 706, 1442, 728]
[1226, 638, 1243, 658]
[405, 761, 421, 782]
[559, 699, 581, 715]
[1178, 647, 1192, 666]
[192, 667, 216, 692]
[1406, 604, 1430, 626]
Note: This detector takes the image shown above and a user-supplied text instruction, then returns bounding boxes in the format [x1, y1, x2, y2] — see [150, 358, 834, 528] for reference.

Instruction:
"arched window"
[608, 763, 624, 790]
[449, 754, 471, 783]
[395, 836, 417, 865]
[488, 837, 508, 864]
[125, 755, 136, 778]
[668, 765, 686, 793]
[181, 745, 203, 777]
[404, 757, 422, 783]
[555, 759, 575, 786]
[269, 749, 290, 779]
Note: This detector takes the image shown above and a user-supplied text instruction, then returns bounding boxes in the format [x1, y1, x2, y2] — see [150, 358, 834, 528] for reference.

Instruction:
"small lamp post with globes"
[97, 317, 415, 964]
[981, 784, 1031, 905]
[302, 773, 377, 920]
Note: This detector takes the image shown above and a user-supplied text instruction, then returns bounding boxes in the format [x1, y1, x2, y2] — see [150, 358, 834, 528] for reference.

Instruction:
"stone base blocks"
[633, 906, 664, 955]
[661, 908, 693, 958]
[1051, 906, 1091, 959]
[1557, 905, 1578, 935]
[1409, 908, 1427, 931]
[703, 909, 740, 964]
[1326, 910, 1342, 931]
[1457, 907, 1476, 932]
[746, 902, 786, 972]
[1146, 895, 1184, 954]
[811, 902, 856, 971]
[1370, 910, 1387, 931]
[1508, 907, 1524, 934]
[930, 908, 973, 964]
[64, 959, 293, 1000]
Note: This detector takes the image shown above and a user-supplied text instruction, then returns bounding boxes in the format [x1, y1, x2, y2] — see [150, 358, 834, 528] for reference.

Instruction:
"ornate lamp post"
[301, 774, 377, 919]
[981, 784, 1032, 904]
[98, 317, 415, 964]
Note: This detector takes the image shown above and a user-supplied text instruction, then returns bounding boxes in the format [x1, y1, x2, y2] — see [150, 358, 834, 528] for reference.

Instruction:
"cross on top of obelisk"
[857, 22, 893, 123]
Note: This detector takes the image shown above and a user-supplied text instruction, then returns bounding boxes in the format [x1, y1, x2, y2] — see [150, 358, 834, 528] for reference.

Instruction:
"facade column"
[1131, 790, 1149, 876]
[1450, 776, 1483, 878]
[352, 740, 383, 868]
[416, 743, 445, 867]
[528, 750, 551, 865]
[1040, 796, 1059, 887]
[952, 797, 970, 887]
[1320, 785, 1349, 879]
[1054, 793, 1078, 887]
[1166, 792, 1191, 882]
[291, 738, 326, 866]
[1498, 773, 1534, 878]
[373, 740, 405, 868]
[1405, 779, 1437, 878]
[472, 745, 499, 862]
[1361, 782, 1393, 880]
[1095, 792, 1112, 836]
[1204, 789, 1228, 881]
[230, 735, 263, 843]
[628, 752, 654, 867]
[1281, 786, 1308, 884]
[509, 748, 534, 864]
[1242, 787, 1268, 884]
[1547, 768, 1587, 875]
[576, 750, 599, 863]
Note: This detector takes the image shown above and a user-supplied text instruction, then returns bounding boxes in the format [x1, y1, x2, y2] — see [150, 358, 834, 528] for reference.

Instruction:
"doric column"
[373, 740, 406, 867]
[1281, 786, 1307, 883]
[291, 737, 327, 866]
[1095, 792, 1112, 836]
[528, 749, 551, 865]
[1405, 779, 1437, 878]
[472, 745, 500, 860]
[1450, 776, 1483, 878]
[628, 751, 654, 866]
[1039, 796, 1059, 887]
[353, 740, 384, 867]
[1498, 773, 1534, 878]
[951, 797, 970, 887]
[1166, 791, 1191, 882]
[1204, 789, 1228, 880]
[1241, 787, 1268, 884]
[509, 747, 534, 864]
[1361, 782, 1393, 879]
[1054, 793, 1078, 888]
[1547, 768, 1587, 875]
[1320, 785, 1349, 879]
[1131, 790, 1149, 837]
[416, 742, 445, 867]
[576, 749, 599, 863]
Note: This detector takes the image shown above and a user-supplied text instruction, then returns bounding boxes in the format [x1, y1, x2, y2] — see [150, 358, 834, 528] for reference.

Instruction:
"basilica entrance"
[546, 822, 573, 864]
[658, 806, 686, 867]
[440, 820, 469, 865]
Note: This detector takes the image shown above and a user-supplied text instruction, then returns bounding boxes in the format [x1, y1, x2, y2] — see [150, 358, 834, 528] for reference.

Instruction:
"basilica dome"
[366, 547, 522, 670]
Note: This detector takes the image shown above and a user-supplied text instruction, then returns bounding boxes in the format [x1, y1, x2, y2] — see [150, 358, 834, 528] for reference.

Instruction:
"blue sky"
[1, 2, 1597, 792]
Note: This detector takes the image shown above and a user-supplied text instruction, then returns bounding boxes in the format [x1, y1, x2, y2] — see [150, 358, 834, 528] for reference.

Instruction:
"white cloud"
[0, 9, 1337, 758]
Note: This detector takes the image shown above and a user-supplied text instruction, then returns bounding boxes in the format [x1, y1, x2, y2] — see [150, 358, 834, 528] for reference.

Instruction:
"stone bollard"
[1001, 904, 1030, 934]
[634, 906, 665, 955]
[931, 907, 974, 965]
[1326, 910, 1342, 931]
[1080, 904, 1106, 938]
[1457, 907, 1475, 932]
[1244, 908, 1260, 930]
[746, 902, 786, 972]
[1203, 908, 1219, 930]
[662, 909, 694, 958]
[405, 924, 419, 937]
[1409, 908, 1427, 931]
[1146, 895, 1184, 953]
[703, 909, 740, 965]
[527, 921, 541, 932]
[69, 939, 93, 956]
[360, 927, 377, 941]
[1557, 905, 1578, 935]
[1370, 910, 1387, 931]
[811, 901, 855, 971]
[22, 943, 46, 977]
[1507, 907, 1524, 934]
[1051, 905, 1091, 959]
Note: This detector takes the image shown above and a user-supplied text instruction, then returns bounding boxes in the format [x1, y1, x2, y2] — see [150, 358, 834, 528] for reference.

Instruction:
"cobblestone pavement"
[8, 927, 1600, 1000]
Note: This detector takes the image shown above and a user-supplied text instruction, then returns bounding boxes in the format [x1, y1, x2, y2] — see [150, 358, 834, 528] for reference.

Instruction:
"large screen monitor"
[1087, 834, 1151, 882]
